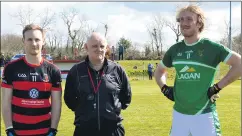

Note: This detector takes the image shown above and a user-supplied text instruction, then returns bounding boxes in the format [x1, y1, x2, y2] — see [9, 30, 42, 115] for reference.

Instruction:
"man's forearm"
[154, 70, 166, 88]
[2, 105, 13, 128]
[50, 100, 61, 129]
[218, 64, 241, 89]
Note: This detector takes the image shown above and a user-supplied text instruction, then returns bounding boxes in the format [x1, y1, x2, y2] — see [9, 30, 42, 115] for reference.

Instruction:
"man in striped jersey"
[1, 24, 62, 136]
[154, 5, 241, 136]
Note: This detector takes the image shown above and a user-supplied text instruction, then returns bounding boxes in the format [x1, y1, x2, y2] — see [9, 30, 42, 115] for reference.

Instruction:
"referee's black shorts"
[73, 119, 125, 136]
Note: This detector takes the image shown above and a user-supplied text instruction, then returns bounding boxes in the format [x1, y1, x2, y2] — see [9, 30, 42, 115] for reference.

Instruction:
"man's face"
[23, 30, 44, 56]
[85, 36, 107, 61]
[178, 11, 201, 38]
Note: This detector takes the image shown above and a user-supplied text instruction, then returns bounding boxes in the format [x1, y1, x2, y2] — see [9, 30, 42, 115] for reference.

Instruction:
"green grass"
[116, 60, 230, 81]
[1, 79, 240, 136]
[0, 61, 240, 136]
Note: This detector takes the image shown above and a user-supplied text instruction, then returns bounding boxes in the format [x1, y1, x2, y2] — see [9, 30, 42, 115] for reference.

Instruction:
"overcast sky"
[1, 2, 241, 51]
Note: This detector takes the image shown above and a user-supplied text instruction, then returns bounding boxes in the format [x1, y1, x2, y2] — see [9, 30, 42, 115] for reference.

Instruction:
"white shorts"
[169, 109, 221, 136]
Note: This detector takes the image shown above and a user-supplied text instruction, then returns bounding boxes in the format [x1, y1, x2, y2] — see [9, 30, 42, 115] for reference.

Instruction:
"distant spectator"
[148, 63, 153, 80]
[155, 63, 158, 68]
[0, 53, 5, 67]
[119, 45, 124, 60]
[64, 55, 67, 60]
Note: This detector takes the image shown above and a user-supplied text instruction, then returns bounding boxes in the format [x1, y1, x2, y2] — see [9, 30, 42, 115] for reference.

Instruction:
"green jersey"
[161, 38, 232, 115]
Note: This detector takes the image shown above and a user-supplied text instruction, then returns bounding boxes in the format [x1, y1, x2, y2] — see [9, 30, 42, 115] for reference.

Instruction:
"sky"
[1, 2, 241, 51]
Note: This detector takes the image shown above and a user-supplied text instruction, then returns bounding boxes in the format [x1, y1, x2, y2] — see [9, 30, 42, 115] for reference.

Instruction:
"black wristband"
[161, 84, 168, 93]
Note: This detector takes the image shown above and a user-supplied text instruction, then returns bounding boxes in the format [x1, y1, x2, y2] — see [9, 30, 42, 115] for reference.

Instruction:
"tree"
[45, 30, 64, 56]
[104, 24, 108, 37]
[117, 37, 132, 50]
[232, 33, 242, 54]
[1, 34, 24, 56]
[144, 43, 152, 56]
[125, 42, 142, 60]
[165, 19, 181, 43]
[219, 19, 239, 49]
[10, 5, 56, 30]
[147, 14, 165, 57]
[61, 8, 94, 57]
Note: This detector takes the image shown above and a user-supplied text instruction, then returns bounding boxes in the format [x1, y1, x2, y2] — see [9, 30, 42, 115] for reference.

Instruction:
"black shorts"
[73, 120, 125, 136]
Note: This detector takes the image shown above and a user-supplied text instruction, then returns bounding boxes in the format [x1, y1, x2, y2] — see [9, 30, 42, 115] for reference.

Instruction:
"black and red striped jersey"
[1, 56, 62, 136]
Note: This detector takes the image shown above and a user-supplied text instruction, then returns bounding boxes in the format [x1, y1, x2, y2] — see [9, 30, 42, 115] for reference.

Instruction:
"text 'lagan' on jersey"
[161, 38, 232, 115]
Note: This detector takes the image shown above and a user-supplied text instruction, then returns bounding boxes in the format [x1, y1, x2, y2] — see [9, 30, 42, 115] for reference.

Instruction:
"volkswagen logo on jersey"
[29, 88, 39, 99]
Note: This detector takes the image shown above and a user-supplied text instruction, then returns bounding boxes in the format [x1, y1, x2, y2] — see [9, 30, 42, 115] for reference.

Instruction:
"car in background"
[11, 54, 25, 61]
[11, 54, 53, 62]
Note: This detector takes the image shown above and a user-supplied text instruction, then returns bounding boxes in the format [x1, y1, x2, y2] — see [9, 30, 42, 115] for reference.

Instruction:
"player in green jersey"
[154, 4, 241, 136]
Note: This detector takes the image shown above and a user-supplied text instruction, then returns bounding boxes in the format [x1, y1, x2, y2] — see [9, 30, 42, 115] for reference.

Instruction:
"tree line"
[1, 5, 241, 60]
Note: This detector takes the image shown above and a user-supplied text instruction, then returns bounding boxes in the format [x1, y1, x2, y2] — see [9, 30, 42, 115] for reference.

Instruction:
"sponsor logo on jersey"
[177, 53, 182, 56]
[185, 50, 193, 59]
[178, 65, 200, 80]
[29, 88, 39, 99]
[30, 72, 39, 76]
[18, 73, 27, 78]
[43, 73, 49, 82]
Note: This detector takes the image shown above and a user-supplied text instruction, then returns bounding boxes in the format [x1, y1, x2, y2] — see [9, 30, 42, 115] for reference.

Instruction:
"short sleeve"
[218, 44, 232, 63]
[1, 64, 13, 88]
[161, 46, 173, 68]
[51, 66, 62, 91]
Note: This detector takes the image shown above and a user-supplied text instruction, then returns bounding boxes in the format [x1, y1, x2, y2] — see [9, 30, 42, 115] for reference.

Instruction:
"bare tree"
[1, 34, 24, 55]
[10, 5, 56, 30]
[146, 26, 155, 53]
[147, 14, 166, 57]
[232, 34, 242, 54]
[45, 30, 64, 55]
[219, 18, 239, 48]
[104, 24, 108, 37]
[61, 8, 94, 57]
[165, 19, 181, 42]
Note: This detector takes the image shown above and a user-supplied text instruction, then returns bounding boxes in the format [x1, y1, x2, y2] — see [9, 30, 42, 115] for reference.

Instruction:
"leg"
[150, 71, 153, 80]
[190, 110, 221, 136]
[148, 71, 151, 80]
[100, 122, 125, 136]
[112, 124, 125, 136]
[169, 109, 191, 136]
[73, 126, 98, 136]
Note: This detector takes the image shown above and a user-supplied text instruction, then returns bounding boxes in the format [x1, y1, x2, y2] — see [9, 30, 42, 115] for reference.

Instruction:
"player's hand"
[210, 94, 220, 102]
[46, 128, 58, 136]
[207, 83, 221, 102]
[161, 84, 174, 101]
[6, 128, 17, 136]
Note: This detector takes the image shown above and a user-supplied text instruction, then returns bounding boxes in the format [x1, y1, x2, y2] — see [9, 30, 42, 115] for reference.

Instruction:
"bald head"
[85, 32, 108, 64]
[86, 32, 107, 46]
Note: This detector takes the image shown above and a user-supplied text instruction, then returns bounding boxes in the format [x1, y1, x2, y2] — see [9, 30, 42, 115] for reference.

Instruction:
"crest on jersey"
[198, 49, 204, 57]
[177, 53, 182, 56]
[43, 73, 49, 82]
[29, 88, 39, 99]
